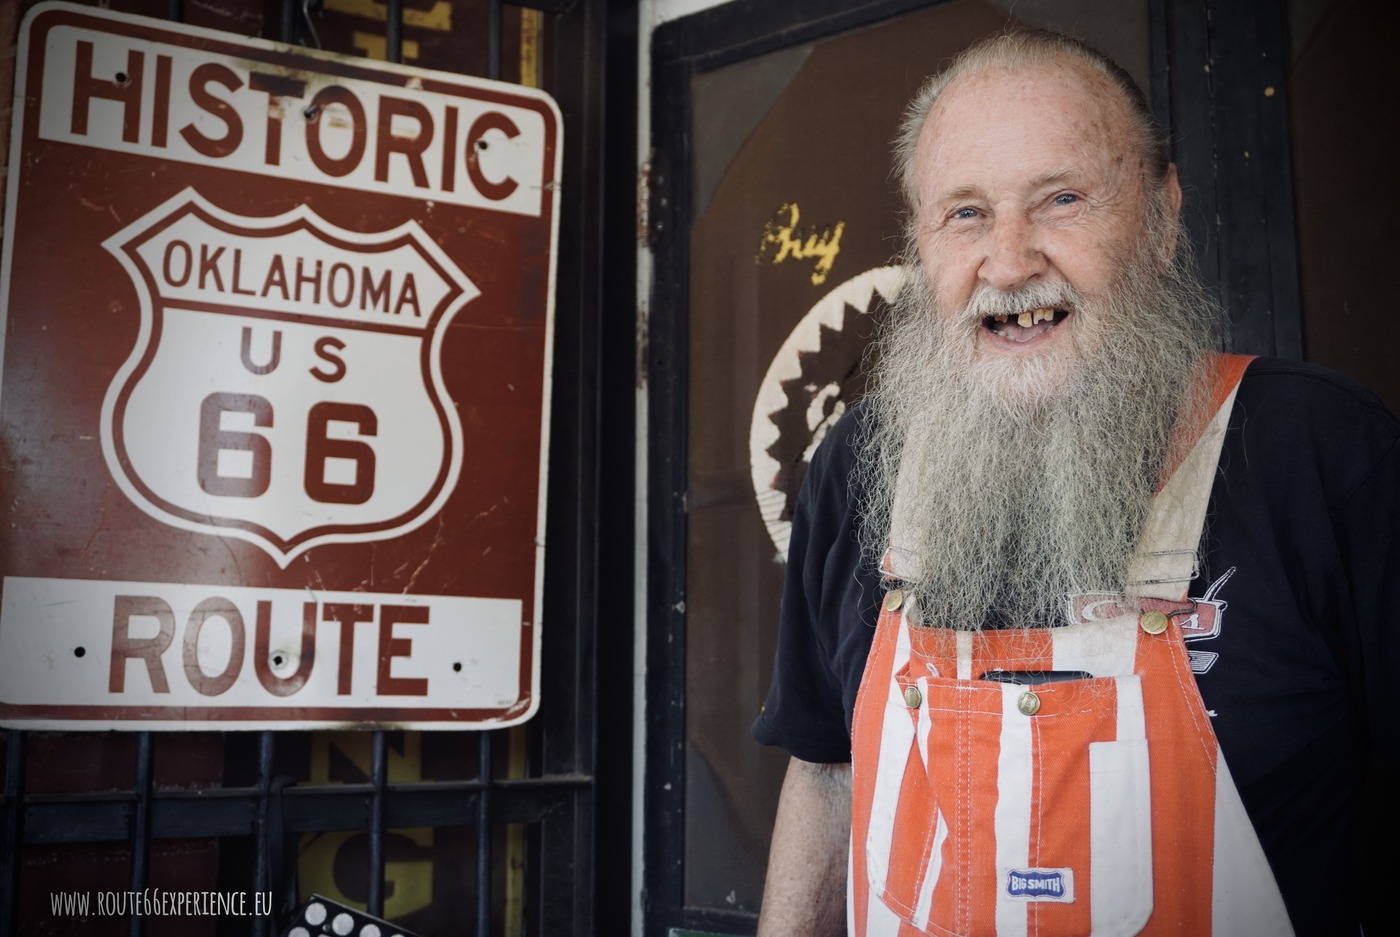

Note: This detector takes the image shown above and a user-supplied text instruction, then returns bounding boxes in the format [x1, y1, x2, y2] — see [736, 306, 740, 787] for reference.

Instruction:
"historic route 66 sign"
[102, 190, 475, 565]
[0, 3, 560, 728]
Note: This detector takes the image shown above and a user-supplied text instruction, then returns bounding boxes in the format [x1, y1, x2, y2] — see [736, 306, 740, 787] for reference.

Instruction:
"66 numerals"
[197, 393, 377, 505]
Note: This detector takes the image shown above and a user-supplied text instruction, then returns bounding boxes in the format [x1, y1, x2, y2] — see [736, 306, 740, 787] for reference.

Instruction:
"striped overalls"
[849, 355, 1293, 937]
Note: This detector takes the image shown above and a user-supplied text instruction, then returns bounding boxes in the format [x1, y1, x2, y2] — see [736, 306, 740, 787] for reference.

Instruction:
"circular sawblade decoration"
[749, 265, 905, 561]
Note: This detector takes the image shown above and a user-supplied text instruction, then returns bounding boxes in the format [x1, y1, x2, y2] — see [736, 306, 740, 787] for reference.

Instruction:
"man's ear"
[1156, 162, 1185, 264]
[1164, 162, 1183, 220]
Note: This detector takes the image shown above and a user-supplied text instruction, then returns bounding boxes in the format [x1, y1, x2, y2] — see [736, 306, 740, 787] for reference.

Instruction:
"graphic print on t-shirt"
[1064, 566, 1237, 676]
[1178, 567, 1235, 675]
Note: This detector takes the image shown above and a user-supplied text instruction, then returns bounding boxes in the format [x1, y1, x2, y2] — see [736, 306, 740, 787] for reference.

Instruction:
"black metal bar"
[541, 0, 623, 928]
[488, 0, 503, 80]
[476, 734, 492, 937]
[252, 732, 274, 937]
[165, 0, 183, 22]
[2, 731, 25, 937]
[645, 31, 693, 929]
[593, 0, 641, 931]
[367, 731, 387, 918]
[386, 0, 404, 64]
[280, 0, 297, 44]
[16, 774, 590, 844]
[127, 733, 154, 937]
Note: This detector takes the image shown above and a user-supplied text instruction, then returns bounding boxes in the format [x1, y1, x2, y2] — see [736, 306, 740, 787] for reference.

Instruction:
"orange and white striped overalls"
[849, 355, 1294, 937]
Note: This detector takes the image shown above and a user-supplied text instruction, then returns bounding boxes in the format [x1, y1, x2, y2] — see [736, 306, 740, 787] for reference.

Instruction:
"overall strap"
[1130, 354, 1253, 602]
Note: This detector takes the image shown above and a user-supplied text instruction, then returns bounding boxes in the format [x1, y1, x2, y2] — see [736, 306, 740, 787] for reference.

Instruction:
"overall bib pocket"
[859, 672, 1154, 937]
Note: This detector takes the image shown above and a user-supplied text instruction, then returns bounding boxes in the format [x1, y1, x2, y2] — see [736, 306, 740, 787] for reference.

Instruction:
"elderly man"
[752, 29, 1397, 937]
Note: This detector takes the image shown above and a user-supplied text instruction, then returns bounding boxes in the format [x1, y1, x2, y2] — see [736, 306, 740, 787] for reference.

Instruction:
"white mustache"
[958, 281, 1085, 324]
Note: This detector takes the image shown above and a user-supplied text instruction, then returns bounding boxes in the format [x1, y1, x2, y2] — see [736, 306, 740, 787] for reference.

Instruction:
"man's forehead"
[915, 61, 1140, 190]
[927, 60, 1126, 134]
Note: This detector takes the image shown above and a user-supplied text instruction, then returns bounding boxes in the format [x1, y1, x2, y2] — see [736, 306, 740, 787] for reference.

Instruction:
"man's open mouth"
[984, 306, 1069, 343]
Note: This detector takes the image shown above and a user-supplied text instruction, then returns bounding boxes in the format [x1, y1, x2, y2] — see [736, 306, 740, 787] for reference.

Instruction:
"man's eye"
[953, 207, 979, 220]
[1052, 193, 1079, 205]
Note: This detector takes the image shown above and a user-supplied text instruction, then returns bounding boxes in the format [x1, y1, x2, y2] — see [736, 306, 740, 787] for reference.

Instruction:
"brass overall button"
[1017, 690, 1041, 716]
[903, 685, 922, 709]
[1140, 610, 1170, 635]
[884, 589, 905, 612]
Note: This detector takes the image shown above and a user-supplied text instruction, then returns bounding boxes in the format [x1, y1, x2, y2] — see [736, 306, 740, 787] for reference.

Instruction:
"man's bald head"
[894, 30, 1170, 219]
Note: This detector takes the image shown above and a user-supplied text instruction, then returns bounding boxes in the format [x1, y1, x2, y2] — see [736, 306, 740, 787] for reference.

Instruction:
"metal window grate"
[1, 727, 593, 934]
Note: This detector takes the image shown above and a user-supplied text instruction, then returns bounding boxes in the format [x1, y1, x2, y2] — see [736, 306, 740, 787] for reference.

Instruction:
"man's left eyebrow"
[1029, 169, 1080, 189]
[933, 183, 985, 205]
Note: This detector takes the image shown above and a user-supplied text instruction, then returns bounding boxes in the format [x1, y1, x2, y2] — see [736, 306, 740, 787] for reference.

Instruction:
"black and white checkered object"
[280, 895, 425, 937]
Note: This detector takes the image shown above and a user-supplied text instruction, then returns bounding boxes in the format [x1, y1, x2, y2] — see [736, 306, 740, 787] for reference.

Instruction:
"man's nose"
[978, 215, 1047, 291]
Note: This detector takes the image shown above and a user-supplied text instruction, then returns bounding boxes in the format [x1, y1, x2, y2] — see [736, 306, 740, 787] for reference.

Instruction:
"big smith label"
[0, 4, 560, 729]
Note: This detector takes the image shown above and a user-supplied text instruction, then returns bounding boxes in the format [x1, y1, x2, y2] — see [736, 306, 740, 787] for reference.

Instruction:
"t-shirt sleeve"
[1221, 360, 1400, 776]
[1210, 361, 1400, 933]
[751, 408, 870, 763]
[1334, 416, 1400, 770]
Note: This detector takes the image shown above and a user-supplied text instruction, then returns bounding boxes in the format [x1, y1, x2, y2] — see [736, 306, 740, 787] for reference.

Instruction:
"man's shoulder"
[808, 401, 869, 477]
[1237, 357, 1398, 429]
[1226, 356, 1400, 500]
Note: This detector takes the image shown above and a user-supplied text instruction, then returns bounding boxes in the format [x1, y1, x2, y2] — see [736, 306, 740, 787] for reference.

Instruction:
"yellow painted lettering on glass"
[756, 202, 845, 286]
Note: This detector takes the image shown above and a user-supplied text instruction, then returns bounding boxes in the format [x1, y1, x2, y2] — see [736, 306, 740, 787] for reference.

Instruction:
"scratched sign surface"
[0, 3, 560, 729]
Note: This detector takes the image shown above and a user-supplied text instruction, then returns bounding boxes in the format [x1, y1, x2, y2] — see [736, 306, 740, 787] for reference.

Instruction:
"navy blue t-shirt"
[753, 358, 1400, 936]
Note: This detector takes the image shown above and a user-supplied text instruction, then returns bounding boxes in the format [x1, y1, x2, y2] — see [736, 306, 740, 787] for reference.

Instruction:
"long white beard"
[856, 233, 1222, 631]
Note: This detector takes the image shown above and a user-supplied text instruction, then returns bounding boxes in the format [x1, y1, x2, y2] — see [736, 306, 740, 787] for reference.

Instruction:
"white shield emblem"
[100, 188, 477, 566]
